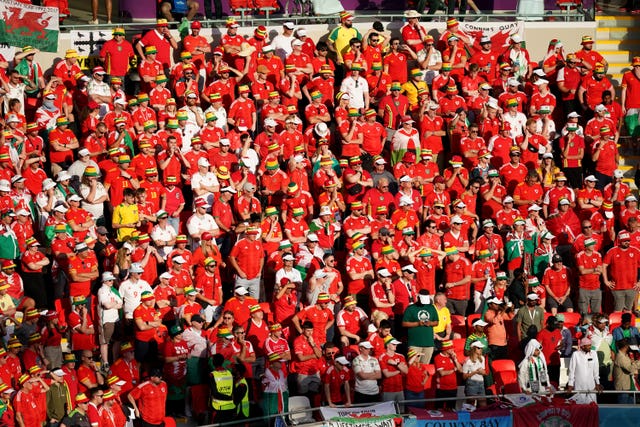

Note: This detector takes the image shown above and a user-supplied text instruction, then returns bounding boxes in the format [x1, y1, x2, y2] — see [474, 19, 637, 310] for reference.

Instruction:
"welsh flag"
[0, 0, 59, 52]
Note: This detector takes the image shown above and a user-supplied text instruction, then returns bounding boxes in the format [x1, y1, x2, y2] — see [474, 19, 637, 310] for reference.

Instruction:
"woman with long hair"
[112, 245, 133, 282]
[462, 341, 487, 407]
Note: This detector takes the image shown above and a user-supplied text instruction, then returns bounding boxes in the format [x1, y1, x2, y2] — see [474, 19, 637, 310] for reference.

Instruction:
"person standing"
[351, 341, 381, 404]
[613, 338, 640, 404]
[603, 230, 640, 311]
[566, 337, 602, 404]
[402, 290, 439, 363]
[433, 340, 462, 409]
[378, 337, 407, 410]
[128, 368, 170, 427]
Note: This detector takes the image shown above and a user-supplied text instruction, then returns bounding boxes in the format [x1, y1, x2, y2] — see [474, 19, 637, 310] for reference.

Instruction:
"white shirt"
[182, 326, 208, 358]
[204, 105, 228, 131]
[567, 349, 600, 404]
[462, 356, 485, 383]
[275, 268, 302, 286]
[191, 171, 220, 206]
[352, 354, 380, 395]
[503, 111, 527, 139]
[97, 285, 123, 323]
[150, 223, 178, 259]
[340, 76, 369, 110]
[178, 105, 205, 128]
[186, 212, 218, 238]
[271, 34, 294, 61]
[119, 278, 152, 319]
[79, 182, 108, 220]
[69, 160, 100, 179]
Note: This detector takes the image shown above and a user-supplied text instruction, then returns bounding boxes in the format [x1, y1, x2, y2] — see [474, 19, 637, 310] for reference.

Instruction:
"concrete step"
[596, 15, 640, 27]
[596, 39, 640, 50]
[596, 27, 640, 40]
[599, 50, 634, 63]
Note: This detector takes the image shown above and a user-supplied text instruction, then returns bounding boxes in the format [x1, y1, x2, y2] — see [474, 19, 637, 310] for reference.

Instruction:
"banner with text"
[512, 401, 598, 427]
[321, 401, 398, 421]
[0, 0, 59, 52]
[407, 407, 512, 427]
[458, 21, 525, 54]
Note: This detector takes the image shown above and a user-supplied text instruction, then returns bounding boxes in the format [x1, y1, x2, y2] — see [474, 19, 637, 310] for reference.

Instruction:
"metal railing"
[186, 389, 640, 427]
[59, 9, 590, 31]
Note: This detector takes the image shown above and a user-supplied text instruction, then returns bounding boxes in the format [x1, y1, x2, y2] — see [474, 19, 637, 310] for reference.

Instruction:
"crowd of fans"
[2, 6, 640, 427]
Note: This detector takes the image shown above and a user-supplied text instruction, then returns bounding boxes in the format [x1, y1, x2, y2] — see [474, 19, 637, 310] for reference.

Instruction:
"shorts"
[99, 322, 116, 345]
[296, 373, 321, 394]
[465, 380, 485, 397]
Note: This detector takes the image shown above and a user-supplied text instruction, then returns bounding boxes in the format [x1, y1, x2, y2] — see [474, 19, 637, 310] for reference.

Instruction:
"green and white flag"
[0, 0, 59, 52]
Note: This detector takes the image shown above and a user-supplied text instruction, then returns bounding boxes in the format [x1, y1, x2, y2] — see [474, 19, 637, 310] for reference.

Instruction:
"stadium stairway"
[596, 14, 639, 190]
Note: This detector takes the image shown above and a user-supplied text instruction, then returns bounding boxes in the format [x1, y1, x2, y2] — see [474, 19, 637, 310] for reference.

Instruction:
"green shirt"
[403, 303, 439, 347]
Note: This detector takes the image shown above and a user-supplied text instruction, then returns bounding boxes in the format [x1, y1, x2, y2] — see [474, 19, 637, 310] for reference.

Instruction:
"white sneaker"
[88, 19, 99, 24]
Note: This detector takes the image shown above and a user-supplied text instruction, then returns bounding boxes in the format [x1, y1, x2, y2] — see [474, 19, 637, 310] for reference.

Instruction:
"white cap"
[319, 205, 332, 216]
[455, 200, 466, 208]
[533, 79, 549, 86]
[159, 272, 173, 280]
[527, 293, 540, 300]
[503, 196, 514, 204]
[567, 111, 581, 118]
[114, 97, 127, 105]
[614, 170, 624, 179]
[6, 114, 20, 123]
[173, 255, 186, 264]
[197, 157, 210, 167]
[282, 254, 295, 261]
[335, 356, 350, 365]
[507, 77, 519, 86]
[264, 118, 277, 127]
[78, 148, 91, 157]
[487, 297, 503, 305]
[594, 104, 607, 112]
[359, 341, 373, 349]
[57, 171, 72, 182]
[297, 28, 307, 37]
[375, 158, 387, 165]
[585, 175, 598, 182]
[291, 39, 303, 47]
[451, 215, 464, 224]
[558, 198, 571, 206]
[314, 269, 327, 278]
[68, 194, 83, 202]
[399, 196, 413, 207]
[102, 272, 116, 281]
[51, 369, 66, 377]
[533, 69, 546, 77]
[307, 233, 319, 242]
[542, 152, 554, 159]
[626, 195, 638, 202]
[418, 293, 431, 304]
[235, 286, 249, 295]
[486, 99, 499, 110]
[377, 268, 392, 277]
[221, 186, 237, 193]
[283, 22, 295, 30]
[387, 338, 402, 345]
[399, 175, 412, 183]
[16, 209, 30, 217]
[130, 263, 144, 273]
[511, 34, 522, 43]
[473, 319, 488, 327]
[471, 341, 486, 348]
[53, 205, 68, 213]
[480, 35, 491, 44]
[220, 138, 230, 146]
[528, 204, 542, 211]
[402, 264, 418, 273]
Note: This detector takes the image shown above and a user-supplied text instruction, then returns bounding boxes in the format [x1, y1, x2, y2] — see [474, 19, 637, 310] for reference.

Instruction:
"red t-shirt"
[129, 380, 168, 425]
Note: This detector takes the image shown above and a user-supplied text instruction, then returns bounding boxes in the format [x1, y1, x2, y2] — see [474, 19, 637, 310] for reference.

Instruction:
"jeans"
[167, 217, 180, 234]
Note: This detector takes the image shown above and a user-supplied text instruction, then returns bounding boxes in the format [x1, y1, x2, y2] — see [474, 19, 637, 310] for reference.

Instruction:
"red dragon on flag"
[0, 0, 59, 53]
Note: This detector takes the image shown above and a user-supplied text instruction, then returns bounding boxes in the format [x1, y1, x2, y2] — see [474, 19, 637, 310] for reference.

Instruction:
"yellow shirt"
[112, 202, 139, 242]
[328, 27, 361, 64]
[433, 305, 451, 335]
[401, 80, 428, 109]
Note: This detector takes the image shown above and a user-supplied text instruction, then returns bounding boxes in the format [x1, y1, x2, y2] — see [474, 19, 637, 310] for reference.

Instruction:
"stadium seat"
[491, 360, 520, 394]
[560, 312, 581, 329]
[466, 313, 481, 334]
[288, 396, 315, 425]
[452, 338, 467, 362]
[609, 311, 635, 332]
[451, 315, 466, 338]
